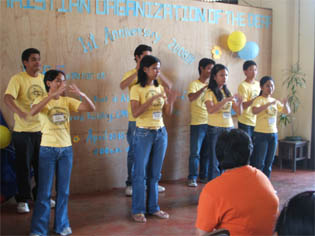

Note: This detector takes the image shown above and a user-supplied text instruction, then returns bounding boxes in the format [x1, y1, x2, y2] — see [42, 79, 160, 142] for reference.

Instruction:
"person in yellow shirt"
[130, 55, 177, 223]
[251, 76, 290, 178]
[120, 44, 171, 196]
[29, 70, 95, 236]
[204, 64, 243, 181]
[187, 58, 215, 187]
[3, 48, 50, 213]
[237, 60, 260, 138]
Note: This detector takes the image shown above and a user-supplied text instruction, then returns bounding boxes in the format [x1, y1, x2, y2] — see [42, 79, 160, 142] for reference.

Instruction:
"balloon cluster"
[227, 31, 259, 60]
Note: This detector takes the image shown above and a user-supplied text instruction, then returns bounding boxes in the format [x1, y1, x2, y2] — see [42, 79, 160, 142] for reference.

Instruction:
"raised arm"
[163, 88, 178, 116]
[232, 94, 243, 115]
[120, 70, 138, 90]
[252, 100, 276, 114]
[188, 85, 207, 102]
[205, 96, 234, 114]
[131, 94, 164, 118]
[68, 84, 95, 112]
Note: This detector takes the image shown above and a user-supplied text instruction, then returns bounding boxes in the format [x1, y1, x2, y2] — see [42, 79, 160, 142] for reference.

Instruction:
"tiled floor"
[1, 168, 315, 236]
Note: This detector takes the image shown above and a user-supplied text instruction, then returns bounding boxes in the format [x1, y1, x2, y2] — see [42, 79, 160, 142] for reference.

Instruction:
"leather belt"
[138, 126, 163, 130]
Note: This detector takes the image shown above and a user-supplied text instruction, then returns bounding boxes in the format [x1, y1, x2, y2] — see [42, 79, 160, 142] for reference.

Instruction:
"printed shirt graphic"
[5, 72, 46, 132]
[204, 89, 233, 128]
[130, 84, 165, 128]
[237, 80, 260, 126]
[33, 96, 81, 147]
[121, 68, 138, 122]
[252, 96, 283, 133]
[188, 79, 208, 125]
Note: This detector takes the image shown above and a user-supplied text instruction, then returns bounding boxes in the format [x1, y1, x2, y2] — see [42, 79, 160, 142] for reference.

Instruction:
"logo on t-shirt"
[47, 107, 68, 125]
[145, 89, 164, 107]
[267, 104, 277, 116]
[27, 85, 44, 101]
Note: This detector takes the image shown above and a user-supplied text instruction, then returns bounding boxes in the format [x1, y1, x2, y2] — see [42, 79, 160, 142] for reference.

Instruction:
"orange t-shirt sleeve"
[195, 187, 219, 232]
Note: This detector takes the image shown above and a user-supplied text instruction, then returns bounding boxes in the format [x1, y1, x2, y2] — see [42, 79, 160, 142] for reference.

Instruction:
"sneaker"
[125, 186, 132, 196]
[29, 234, 40, 236]
[60, 227, 72, 236]
[187, 179, 198, 187]
[50, 199, 56, 208]
[17, 202, 30, 213]
[158, 185, 166, 193]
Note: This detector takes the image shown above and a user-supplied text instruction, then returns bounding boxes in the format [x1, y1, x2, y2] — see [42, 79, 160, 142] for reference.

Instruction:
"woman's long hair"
[258, 76, 274, 96]
[207, 64, 231, 101]
[137, 55, 160, 87]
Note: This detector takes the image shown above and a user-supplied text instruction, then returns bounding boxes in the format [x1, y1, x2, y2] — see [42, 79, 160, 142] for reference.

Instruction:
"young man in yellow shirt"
[120, 45, 172, 196]
[187, 58, 215, 187]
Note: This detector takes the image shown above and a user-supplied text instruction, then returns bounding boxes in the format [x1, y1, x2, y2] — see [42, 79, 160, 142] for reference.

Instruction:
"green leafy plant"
[279, 62, 306, 140]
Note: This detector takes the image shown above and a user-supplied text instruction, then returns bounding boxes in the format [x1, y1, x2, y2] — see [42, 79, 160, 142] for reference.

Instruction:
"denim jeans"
[126, 121, 136, 186]
[132, 127, 168, 215]
[206, 125, 232, 181]
[251, 132, 278, 178]
[12, 131, 41, 202]
[188, 124, 209, 181]
[238, 122, 255, 138]
[31, 146, 73, 235]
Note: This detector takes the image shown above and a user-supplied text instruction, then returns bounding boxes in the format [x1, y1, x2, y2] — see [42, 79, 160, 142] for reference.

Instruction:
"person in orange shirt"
[196, 129, 279, 236]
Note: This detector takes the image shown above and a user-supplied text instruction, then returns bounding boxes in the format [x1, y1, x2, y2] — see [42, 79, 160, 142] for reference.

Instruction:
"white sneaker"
[125, 186, 132, 196]
[158, 185, 166, 193]
[60, 227, 72, 236]
[187, 179, 198, 187]
[17, 202, 30, 213]
[29, 234, 40, 236]
[50, 199, 56, 208]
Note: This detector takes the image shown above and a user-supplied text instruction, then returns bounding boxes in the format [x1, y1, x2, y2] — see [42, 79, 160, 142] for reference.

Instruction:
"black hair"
[243, 60, 257, 71]
[44, 69, 65, 92]
[134, 44, 152, 62]
[137, 55, 160, 87]
[258, 76, 274, 96]
[208, 64, 231, 101]
[275, 191, 315, 235]
[215, 129, 253, 170]
[198, 58, 215, 75]
[21, 48, 40, 69]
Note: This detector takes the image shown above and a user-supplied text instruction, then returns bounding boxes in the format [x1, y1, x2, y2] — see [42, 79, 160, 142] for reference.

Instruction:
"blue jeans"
[188, 124, 209, 180]
[251, 132, 278, 178]
[238, 122, 255, 138]
[126, 121, 136, 186]
[206, 125, 232, 181]
[132, 127, 168, 215]
[31, 146, 73, 235]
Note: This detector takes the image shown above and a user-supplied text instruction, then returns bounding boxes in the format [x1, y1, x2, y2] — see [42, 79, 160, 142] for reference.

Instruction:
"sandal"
[132, 213, 147, 223]
[152, 210, 169, 219]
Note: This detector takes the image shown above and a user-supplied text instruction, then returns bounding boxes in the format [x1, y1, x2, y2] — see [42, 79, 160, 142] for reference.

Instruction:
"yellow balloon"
[0, 125, 12, 149]
[227, 31, 247, 52]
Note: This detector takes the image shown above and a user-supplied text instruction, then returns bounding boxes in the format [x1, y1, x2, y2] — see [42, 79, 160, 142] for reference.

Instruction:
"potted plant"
[278, 62, 306, 141]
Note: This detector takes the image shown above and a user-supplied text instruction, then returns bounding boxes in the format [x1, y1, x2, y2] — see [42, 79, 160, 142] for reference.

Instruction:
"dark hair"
[208, 64, 231, 101]
[259, 76, 274, 96]
[134, 44, 152, 62]
[137, 55, 160, 87]
[198, 58, 215, 75]
[44, 69, 65, 92]
[243, 60, 257, 71]
[21, 48, 40, 69]
[275, 191, 315, 235]
[216, 129, 253, 170]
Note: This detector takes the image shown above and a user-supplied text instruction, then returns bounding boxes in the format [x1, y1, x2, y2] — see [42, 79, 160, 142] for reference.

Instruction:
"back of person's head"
[275, 191, 315, 235]
[137, 55, 160, 87]
[243, 60, 257, 71]
[215, 129, 253, 170]
[21, 48, 40, 69]
[198, 58, 215, 75]
[44, 69, 65, 92]
[134, 44, 152, 61]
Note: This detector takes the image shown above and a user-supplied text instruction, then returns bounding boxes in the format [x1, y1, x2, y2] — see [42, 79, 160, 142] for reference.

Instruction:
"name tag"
[223, 112, 231, 119]
[268, 117, 276, 125]
[153, 112, 162, 120]
[52, 114, 66, 123]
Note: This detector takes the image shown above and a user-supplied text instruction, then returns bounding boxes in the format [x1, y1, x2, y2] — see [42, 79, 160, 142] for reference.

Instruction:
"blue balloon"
[238, 41, 259, 60]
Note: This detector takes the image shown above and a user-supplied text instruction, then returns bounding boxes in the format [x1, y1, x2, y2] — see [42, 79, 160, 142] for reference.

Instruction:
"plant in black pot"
[279, 62, 306, 141]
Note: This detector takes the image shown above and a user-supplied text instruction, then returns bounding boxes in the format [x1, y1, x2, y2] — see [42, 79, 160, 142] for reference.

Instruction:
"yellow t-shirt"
[204, 89, 233, 128]
[33, 96, 81, 147]
[252, 96, 283, 133]
[237, 80, 260, 126]
[188, 79, 208, 125]
[121, 68, 138, 122]
[5, 72, 46, 132]
[130, 84, 165, 128]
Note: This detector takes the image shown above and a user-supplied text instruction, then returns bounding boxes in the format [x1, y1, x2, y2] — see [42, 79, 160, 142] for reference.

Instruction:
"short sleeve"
[67, 97, 81, 112]
[187, 81, 197, 95]
[204, 90, 214, 103]
[238, 83, 249, 102]
[5, 76, 20, 99]
[130, 86, 140, 102]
